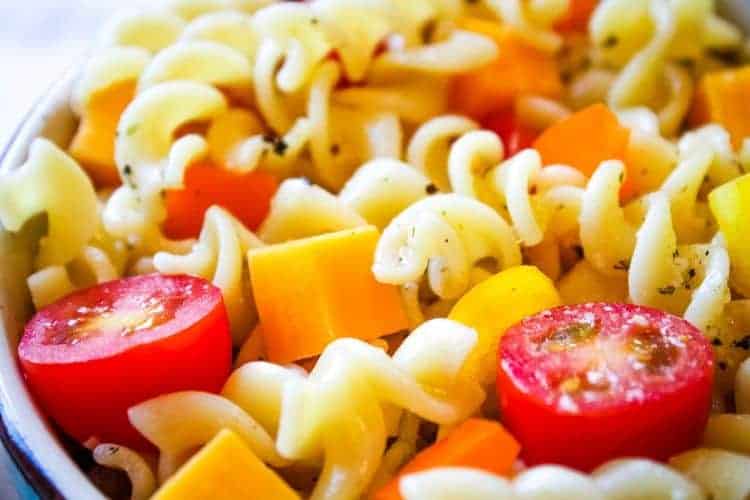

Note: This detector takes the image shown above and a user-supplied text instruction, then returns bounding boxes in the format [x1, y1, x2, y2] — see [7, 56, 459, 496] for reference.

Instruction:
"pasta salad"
[2, 0, 750, 499]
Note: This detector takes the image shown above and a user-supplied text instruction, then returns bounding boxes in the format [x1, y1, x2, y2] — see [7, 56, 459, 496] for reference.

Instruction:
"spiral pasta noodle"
[398, 460, 704, 500]
[154, 206, 264, 344]
[129, 319, 483, 499]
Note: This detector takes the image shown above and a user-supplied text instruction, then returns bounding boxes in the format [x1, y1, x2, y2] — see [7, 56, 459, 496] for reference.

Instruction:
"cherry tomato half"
[497, 303, 713, 471]
[164, 161, 278, 240]
[19, 274, 232, 449]
[481, 109, 538, 157]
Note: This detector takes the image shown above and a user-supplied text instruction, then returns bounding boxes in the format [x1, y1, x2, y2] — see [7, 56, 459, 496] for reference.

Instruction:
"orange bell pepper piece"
[533, 103, 634, 199]
[555, 0, 598, 32]
[371, 419, 520, 500]
[690, 66, 750, 149]
[69, 80, 136, 187]
[164, 161, 278, 240]
[248, 226, 409, 364]
[450, 18, 562, 120]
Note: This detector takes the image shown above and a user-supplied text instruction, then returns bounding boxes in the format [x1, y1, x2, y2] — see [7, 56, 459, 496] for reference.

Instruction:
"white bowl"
[1, 3, 750, 498]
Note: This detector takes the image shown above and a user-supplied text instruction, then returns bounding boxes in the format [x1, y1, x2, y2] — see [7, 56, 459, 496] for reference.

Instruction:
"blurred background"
[0, 0, 141, 149]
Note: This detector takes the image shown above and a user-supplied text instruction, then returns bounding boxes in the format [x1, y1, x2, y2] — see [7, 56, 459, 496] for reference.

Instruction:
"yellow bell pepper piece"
[248, 226, 409, 364]
[449, 266, 560, 384]
[558, 260, 628, 305]
[69, 80, 136, 187]
[153, 429, 299, 500]
[709, 174, 750, 296]
[690, 66, 750, 149]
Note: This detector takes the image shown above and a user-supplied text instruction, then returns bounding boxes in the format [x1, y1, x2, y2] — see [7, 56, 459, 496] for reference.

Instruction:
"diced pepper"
[450, 18, 562, 120]
[481, 108, 539, 157]
[371, 419, 520, 500]
[709, 174, 750, 297]
[248, 226, 409, 363]
[533, 103, 634, 199]
[69, 80, 136, 187]
[164, 161, 278, 240]
[448, 266, 560, 384]
[690, 66, 750, 149]
[152, 429, 299, 500]
[555, 0, 598, 32]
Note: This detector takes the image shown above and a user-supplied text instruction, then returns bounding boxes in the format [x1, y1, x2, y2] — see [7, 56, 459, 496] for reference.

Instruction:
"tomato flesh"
[164, 161, 278, 240]
[481, 109, 538, 157]
[497, 303, 713, 470]
[19, 274, 232, 449]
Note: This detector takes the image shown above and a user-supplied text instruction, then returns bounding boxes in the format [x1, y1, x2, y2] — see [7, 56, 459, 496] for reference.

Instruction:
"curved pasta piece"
[115, 80, 227, 190]
[579, 160, 636, 276]
[259, 178, 366, 244]
[30, 244, 125, 309]
[137, 41, 253, 93]
[407, 115, 479, 191]
[628, 193, 730, 331]
[154, 206, 264, 344]
[399, 459, 704, 500]
[310, 0, 391, 82]
[606, 0, 675, 122]
[400, 467, 515, 500]
[251, 3, 332, 95]
[494, 150, 585, 246]
[93, 444, 156, 500]
[371, 30, 497, 75]
[71, 47, 151, 116]
[0, 139, 98, 268]
[128, 391, 287, 482]
[222, 319, 481, 500]
[670, 449, 750, 500]
[339, 159, 432, 230]
[678, 125, 743, 187]
[181, 11, 259, 62]
[99, 9, 186, 53]
[373, 194, 521, 299]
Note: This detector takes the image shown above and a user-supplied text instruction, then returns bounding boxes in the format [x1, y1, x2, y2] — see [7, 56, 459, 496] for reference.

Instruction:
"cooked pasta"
[7, 0, 750, 499]
[399, 460, 704, 500]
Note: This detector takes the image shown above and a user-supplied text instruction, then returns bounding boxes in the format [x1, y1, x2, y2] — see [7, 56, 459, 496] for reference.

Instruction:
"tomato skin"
[164, 162, 278, 240]
[481, 110, 538, 157]
[19, 275, 232, 449]
[497, 303, 713, 471]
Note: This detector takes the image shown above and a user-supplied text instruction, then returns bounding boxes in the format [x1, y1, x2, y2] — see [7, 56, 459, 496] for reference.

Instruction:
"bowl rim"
[0, 67, 106, 500]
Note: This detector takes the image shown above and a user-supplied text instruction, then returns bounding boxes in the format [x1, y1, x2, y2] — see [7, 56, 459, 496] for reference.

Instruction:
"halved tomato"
[19, 274, 232, 449]
[497, 303, 713, 470]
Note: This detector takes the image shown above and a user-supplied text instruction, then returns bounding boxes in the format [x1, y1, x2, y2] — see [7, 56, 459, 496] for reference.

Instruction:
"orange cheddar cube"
[248, 226, 409, 364]
[153, 429, 299, 500]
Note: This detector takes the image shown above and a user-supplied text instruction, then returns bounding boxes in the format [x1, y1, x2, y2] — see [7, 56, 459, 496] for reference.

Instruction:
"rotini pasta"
[398, 460, 704, 500]
[9, 1, 750, 499]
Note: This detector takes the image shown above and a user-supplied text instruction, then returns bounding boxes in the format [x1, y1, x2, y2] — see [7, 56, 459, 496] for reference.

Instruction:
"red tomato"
[19, 274, 232, 449]
[481, 110, 538, 157]
[164, 161, 278, 240]
[497, 303, 713, 470]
